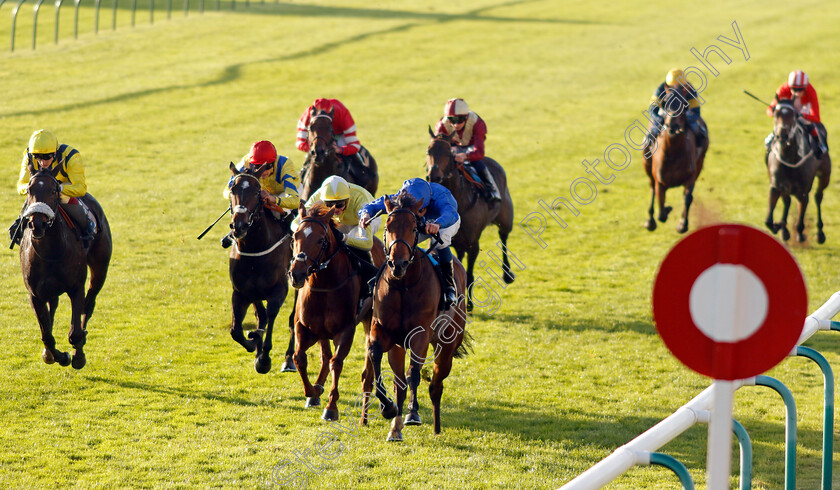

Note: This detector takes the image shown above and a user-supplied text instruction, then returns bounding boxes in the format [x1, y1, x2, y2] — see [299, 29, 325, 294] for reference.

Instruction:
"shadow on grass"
[85, 374, 274, 407]
[474, 309, 657, 336]
[4, 0, 610, 118]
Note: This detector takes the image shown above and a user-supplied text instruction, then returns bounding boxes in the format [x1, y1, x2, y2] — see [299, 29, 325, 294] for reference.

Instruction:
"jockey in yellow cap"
[645, 69, 706, 152]
[11, 129, 96, 247]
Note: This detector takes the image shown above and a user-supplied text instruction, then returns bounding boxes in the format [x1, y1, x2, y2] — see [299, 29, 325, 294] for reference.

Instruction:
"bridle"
[309, 114, 336, 163]
[291, 217, 342, 278]
[384, 208, 422, 270]
[426, 138, 457, 184]
[23, 172, 62, 230]
[229, 173, 263, 234]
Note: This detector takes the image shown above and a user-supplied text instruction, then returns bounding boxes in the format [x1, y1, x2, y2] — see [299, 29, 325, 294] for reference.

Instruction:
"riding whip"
[743, 90, 773, 108]
[197, 206, 231, 240]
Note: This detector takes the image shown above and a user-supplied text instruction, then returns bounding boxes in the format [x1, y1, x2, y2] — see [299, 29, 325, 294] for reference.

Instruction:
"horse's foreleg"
[765, 188, 782, 234]
[67, 286, 87, 369]
[794, 193, 810, 243]
[248, 302, 267, 354]
[293, 327, 322, 408]
[815, 186, 826, 244]
[779, 194, 792, 241]
[368, 335, 398, 420]
[498, 232, 516, 284]
[359, 325, 374, 426]
[386, 347, 408, 442]
[677, 185, 694, 234]
[656, 182, 672, 223]
[430, 346, 456, 435]
[403, 330, 428, 429]
[282, 291, 299, 372]
[255, 288, 285, 374]
[32, 296, 70, 367]
[323, 328, 354, 422]
[464, 244, 479, 312]
[229, 292, 255, 352]
[646, 183, 657, 231]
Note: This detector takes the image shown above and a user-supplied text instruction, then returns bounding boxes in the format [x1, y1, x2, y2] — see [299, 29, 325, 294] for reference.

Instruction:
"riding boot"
[8, 216, 22, 246]
[62, 202, 94, 246]
[478, 166, 501, 202]
[438, 257, 458, 307]
[221, 232, 234, 249]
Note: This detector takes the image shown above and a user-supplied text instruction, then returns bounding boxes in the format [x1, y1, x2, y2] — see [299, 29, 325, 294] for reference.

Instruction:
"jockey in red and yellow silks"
[766, 70, 827, 157]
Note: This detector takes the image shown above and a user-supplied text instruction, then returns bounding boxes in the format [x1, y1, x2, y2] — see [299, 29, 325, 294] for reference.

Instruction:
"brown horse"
[644, 91, 709, 233]
[425, 128, 515, 310]
[360, 193, 469, 440]
[765, 99, 831, 243]
[288, 202, 385, 421]
[299, 113, 378, 200]
[19, 165, 112, 369]
[226, 163, 294, 374]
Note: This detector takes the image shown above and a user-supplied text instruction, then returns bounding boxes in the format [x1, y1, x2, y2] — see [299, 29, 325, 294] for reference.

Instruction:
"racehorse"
[765, 99, 831, 243]
[425, 128, 515, 310]
[360, 193, 470, 440]
[288, 202, 385, 421]
[226, 163, 294, 374]
[19, 164, 112, 369]
[299, 113, 378, 200]
[644, 91, 709, 233]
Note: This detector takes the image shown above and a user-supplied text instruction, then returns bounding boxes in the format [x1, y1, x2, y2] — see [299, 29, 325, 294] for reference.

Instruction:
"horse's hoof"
[386, 432, 403, 442]
[658, 206, 673, 223]
[503, 271, 516, 284]
[677, 221, 688, 234]
[71, 352, 86, 370]
[797, 233, 806, 243]
[281, 357, 297, 373]
[322, 409, 339, 422]
[254, 356, 271, 374]
[818, 231, 826, 244]
[381, 401, 398, 420]
[781, 228, 791, 241]
[57, 352, 72, 367]
[404, 412, 421, 426]
[313, 384, 325, 398]
[42, 349, 55, 365]
[645, 219, 657, 231]
[305, 397, 321, 408]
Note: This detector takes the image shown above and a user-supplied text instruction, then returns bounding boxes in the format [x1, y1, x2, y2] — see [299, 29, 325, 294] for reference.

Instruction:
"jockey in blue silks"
[359, 178, 460, 306]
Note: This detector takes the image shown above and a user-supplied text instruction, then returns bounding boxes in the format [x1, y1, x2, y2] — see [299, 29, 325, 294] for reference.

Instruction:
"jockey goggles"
[447, 116, 467, 124]
[325, 199, 348, 209]
[32, 153, 54, 161]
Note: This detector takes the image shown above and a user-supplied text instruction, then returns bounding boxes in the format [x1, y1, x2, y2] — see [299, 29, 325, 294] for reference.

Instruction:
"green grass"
[1, 0, 840, 488]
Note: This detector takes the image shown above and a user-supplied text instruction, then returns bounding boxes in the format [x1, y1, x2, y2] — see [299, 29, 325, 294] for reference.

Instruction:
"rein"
[232, 233, 290, 257]
[773, 124, 813, 168]
[384, 208, 421, 269]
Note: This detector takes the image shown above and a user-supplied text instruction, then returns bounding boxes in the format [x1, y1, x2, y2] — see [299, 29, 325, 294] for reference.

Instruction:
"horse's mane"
[306, 201, 340, 227]
[389, 191, 418, 209]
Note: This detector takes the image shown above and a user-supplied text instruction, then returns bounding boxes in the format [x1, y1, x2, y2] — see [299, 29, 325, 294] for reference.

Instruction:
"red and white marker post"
[652, 224, 807, 488]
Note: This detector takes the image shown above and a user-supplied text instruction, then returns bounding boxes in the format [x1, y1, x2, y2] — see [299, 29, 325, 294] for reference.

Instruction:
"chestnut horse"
[226, 163, 294, 374]
[765, 99, 831, 243]
[288, 202, 385, 421]
[299, 114, 378, 200]
[644, 91, 709, 233]
[425, 129, 515, 310]
[361, 193, 470, 440]
[19, 164, 112, 369]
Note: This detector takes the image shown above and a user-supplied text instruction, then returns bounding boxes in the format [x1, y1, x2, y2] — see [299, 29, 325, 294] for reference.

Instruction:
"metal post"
[94, 0, 100, 33]
[648, 452, 695, 489]
[11, 0, 29, 51]
[732, 419, 752, 490]
[130, 0, 135, 26]
[32, 0, 47, 49]
[54, 0, 63, 44]
[755, 375, 796, 490]
[795, 346, 833, 489]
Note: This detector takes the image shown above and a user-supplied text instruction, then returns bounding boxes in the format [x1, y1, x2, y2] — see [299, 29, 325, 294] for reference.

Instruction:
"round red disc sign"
[652, 224, 807, 380]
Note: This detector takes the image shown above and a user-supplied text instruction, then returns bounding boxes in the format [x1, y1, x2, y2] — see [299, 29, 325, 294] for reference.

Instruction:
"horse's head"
[661, 90, 688, 136]
[288, 202, 338, 288]
[23, 165, 62, 239]
[228, 162, 270, 240]
[308, 113, 336, 165]
[383, 192, 424, 279]
[425, 126, 455, 184]
[773, 99, 798, 147]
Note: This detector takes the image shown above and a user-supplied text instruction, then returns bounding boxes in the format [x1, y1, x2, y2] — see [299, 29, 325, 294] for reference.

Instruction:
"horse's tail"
[454, 328, 473, 359]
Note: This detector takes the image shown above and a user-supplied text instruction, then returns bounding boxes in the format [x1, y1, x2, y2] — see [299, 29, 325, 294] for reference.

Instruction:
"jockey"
[221, 140, 299, 248]
[359, 177, 460, 306]
[10, 129, 96, 247]
[434, 98, 501, 202]
[291, 175, 380, 305]
[296, 98, 372, 180]
[646, 68, 706, 148]
[766, 70, 828, 157]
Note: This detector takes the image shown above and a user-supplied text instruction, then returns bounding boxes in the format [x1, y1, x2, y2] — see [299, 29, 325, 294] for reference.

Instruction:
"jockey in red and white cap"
[766, 70, 827, 156]
[296, 98, 361, 157]
[433, 98, 501, 202]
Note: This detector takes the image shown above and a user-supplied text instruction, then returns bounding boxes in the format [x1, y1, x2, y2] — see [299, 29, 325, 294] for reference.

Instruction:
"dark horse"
[765, 99, 831, 243]
[226, 163, 294, 374]
[644, 91, 709, 233]
[288, 202, 386, 421]
[425, 128, 515, 310]
[299, 113, 378, 200]
[361, 193, 469, 440]
[19, 164, 112, 369]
